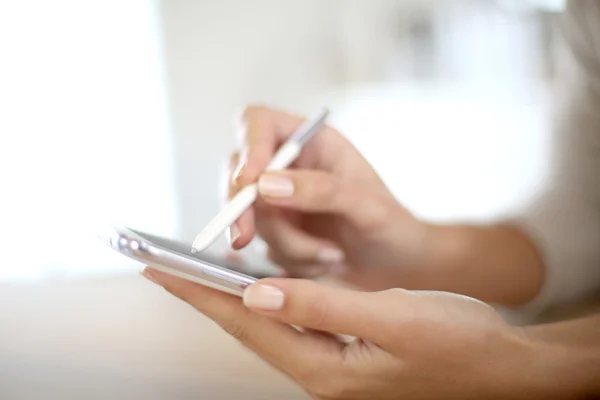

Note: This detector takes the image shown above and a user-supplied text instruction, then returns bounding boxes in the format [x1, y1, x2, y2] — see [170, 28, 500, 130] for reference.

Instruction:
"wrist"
[413, 223, 479, 293]
[502, 329, 600, 398]
[421, 223, 470, 271]
[420, 223, 544, 306]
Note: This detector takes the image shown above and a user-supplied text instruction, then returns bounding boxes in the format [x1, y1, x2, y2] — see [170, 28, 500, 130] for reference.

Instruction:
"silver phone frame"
[101, 226, 257, 296]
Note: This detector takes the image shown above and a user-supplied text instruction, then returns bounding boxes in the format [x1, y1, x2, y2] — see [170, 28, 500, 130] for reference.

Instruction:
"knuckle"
[380, 287, 408, 298]
[324, 175, 343, 208]
[236, 105, 252, 122]
[369, 192, 397, 223]
[273, 235, 303, 260]
[234, 105, 269, 145]
[345, 185, 396, 232]
[377, 288, 409, 306]
[314, 174, 344, 211]
[296, 172, 342, 209]
[240, 104, 268, 122]
[229, 152, 240, 169]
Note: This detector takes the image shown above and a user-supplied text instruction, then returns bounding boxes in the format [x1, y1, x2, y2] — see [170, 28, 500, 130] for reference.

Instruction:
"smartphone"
[100, 226, 274, 296]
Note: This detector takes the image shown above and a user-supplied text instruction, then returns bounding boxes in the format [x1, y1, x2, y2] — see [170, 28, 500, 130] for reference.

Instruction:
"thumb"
[257, 170, 396, 231]
[242, 278, 401, 345]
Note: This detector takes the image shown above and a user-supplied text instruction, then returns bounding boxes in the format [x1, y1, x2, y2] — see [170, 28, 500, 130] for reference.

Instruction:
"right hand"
[226, 106, 431, 290]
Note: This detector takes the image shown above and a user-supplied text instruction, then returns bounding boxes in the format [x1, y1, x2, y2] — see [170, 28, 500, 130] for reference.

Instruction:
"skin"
[141, 267, 600, 399]
[141, 106, 600, 398]
[227, 106, 543, 307]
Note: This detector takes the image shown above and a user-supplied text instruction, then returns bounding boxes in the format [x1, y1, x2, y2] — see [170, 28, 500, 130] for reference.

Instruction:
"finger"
[266, 248, 347, 279]
[257, 170, 394, 232]
[269, 257, 328, 279]
[224, 250, 245, 266]
[266, 247, 311, 269]
[266, 247, 302, 268]
[242, 278, 403, 346]
[233, 106, 314, 186]
[229, 208, 255, 249]
[224, 151, 255, 248]
[256, 213, 344, 265]
[142, 267, 342, 378]
[226, 151, 242, 194]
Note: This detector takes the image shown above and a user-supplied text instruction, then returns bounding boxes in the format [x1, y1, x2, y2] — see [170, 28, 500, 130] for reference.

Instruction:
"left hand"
[141, 267, 548, 400]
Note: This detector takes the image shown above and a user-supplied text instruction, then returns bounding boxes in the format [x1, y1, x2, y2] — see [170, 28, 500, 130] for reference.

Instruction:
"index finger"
[243, 278, 403, 347]
[234, 106, 307, 186]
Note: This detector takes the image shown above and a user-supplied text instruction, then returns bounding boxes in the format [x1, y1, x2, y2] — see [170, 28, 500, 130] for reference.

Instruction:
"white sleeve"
[508, 0, 600, 312]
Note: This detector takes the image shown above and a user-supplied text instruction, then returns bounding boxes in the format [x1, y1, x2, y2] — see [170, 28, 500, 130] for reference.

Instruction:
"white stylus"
[191, 107, 329, 253]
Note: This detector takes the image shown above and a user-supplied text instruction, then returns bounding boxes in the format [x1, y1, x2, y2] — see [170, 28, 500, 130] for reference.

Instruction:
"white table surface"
[0, 272, 308, 399]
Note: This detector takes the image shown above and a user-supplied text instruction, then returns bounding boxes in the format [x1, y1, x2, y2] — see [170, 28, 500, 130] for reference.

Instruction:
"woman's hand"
[225, 105, 546, 306]
[142, 268, 578, 400]
[226, 106, 429, 290]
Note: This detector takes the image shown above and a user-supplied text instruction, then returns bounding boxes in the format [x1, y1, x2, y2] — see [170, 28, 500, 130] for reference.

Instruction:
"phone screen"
[130, 229, 275, 279]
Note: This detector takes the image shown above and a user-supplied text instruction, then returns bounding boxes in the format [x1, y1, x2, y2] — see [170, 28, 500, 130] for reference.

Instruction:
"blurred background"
[0, 0, 566, 398]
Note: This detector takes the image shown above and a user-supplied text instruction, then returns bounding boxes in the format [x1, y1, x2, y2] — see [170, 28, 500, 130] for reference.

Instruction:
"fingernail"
[258, 174, 294, 197]
[316, 248, 345, 264]
[243, 284, 285, 311]
[228, 224, 241, 246]
[141, 268, 160, 285]
[233, 164, 246, 184]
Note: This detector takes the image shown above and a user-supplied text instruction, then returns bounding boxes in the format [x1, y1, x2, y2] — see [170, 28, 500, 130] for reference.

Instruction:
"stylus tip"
[191, 234, 213, 253]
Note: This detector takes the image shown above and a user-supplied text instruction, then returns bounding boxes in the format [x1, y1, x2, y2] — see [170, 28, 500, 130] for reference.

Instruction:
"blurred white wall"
[159, 0, 553, 243]
[0, 0, 556, 276]
[0, 0, 565, 398]
[0, 0, 178, 280]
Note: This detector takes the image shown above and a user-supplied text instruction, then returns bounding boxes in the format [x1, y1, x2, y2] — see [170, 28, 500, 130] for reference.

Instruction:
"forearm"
[423, 223, 545, 306]
[516, 314, 600, 398]
[525, 313, 600, 349]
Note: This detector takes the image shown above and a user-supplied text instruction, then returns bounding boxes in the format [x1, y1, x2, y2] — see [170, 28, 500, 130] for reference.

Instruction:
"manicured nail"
[233, 164, 246, 184]
[228, 224, 240, 246]
[258, 174, 294, 197]
[243, 284, 284, 311]
[141, 268, 160, 285]
[316, 248, 344, 264]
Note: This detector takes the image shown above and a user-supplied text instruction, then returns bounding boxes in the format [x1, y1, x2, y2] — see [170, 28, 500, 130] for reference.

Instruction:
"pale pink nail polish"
[258, 175, 294, 197]
[243, 284, 285, 310]
[228, 224, 241, 246]
[316, 248, 344, 264]
[233, 164, 246, 184]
